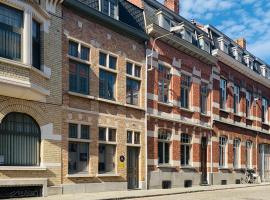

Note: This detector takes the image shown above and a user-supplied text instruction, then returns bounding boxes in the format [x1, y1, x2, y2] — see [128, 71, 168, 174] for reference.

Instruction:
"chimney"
[127, 0, 143, 9]
[235, 38, 247, 50]
[164, 0, 180, 14]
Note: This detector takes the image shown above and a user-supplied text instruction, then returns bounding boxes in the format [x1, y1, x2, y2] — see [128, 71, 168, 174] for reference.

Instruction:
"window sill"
[246, 117, 254, 121]
[66, 173, 94, 178]
[0, 166, 47, 171]
[234, 113, 242, 118]
[158, 101, 174, 107]
[99, 65, 118, 73]
[157, 164, 177, 169]
[126, 143, 141, 147]
[220, 109, 230, 114]
[262, 122, 270, 126]
[218, 167, 231, 170]
[67, 55, 91, 65]
[126, 74, 141, 81]
[0, 57, 50, 79]
[200, 113, 211, 117]
[98, 141, 117, 145]
[180, 107, 195, 113]
[124, 103, 145, 111]
[180, 165, 196, 169]
[97, 97, 122, 106]
[68, 91, 95, 100]
[97, 173, 120, 177]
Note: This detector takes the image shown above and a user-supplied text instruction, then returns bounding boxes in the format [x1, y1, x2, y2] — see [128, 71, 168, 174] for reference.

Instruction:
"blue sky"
[157, 0, 270, 64]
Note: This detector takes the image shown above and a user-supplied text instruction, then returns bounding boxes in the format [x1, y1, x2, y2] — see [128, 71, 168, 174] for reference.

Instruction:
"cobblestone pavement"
[134, 185, 270, 200]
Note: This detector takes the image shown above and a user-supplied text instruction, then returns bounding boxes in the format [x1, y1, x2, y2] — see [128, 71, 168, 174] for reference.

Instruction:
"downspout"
[145, 40, 149, 190]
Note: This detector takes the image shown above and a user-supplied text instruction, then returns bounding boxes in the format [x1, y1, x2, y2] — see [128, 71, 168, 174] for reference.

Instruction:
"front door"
[201, 137, 208, 184]
[127, 147, 139, 189]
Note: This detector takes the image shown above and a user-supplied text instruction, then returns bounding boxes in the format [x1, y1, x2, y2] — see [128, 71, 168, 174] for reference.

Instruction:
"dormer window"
[157, 11, 173, 31]
[198, 35, 211, 53]
[217, 36, 229, 54]
[244, 55, 254, 70]
[260, 65, 266, 77]
[100, 0, 118, 19]
[232, 46, 243, 62]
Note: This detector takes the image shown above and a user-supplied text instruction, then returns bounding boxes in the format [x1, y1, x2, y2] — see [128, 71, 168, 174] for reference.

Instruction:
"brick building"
[61, 0, 148, 194]
[0, 0, 63, 197]
[144, 0, 270, 189]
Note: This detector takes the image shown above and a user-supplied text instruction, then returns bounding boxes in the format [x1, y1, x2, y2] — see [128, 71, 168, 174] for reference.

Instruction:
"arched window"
[0, 112, 40, 166]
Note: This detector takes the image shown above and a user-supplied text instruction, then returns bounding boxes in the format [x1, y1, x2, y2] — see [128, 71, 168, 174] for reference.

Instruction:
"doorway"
[127, 147, 139, 189]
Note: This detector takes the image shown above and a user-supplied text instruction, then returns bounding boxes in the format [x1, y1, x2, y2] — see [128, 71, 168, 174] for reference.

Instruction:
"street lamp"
[148, 25, 182, 71]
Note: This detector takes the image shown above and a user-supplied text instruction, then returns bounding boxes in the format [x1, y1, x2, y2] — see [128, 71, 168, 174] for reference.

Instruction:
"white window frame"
[158, 63, 171, 104]
[99, 0, 119, 20]
[220, 78, 227, 109]
[200, 83, 208, 114]
[219, 136, 227, 168]
[233, 85, 240, 114]
[181, 73, 191, 109]
[233, 139, 241, 169]
[158, 129, 172, 165]
[246, 90, 252, 117]
[126, 130, 141, 146]
[180, 133, 192, 167]
[246, 141, 252, 169]
[262, 97, 268, 123]
[67, 37, 91, 64]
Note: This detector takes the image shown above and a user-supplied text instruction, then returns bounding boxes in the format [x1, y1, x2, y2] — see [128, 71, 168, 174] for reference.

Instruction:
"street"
[134, 185, 270, 200]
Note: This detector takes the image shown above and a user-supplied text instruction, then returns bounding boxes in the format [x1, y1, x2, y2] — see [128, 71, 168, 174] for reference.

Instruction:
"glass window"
[246, 141, 252, 169]
[127, 131, 133, 143]
[158, 129, 171, 164]
[0, 3, 23, 61]
[98, 144, 116, 174]
[233, 139, 240, 168]
[99, 69, 116, 100]
[219, 136, 227, 167]
[81, 125, 90, 139]
[108, 128, 116, 142]
[134, 132, 140, 144]
[99, 52, 107, 66]
[69, 123, 78, 138]
[126, 62, 133, 75]
[69, 41, 78, 57]
[32, 20, 40, 69]
[109, 55, 117, 69]
[99, 127, 106, 141]
[220, 78, 227, 109]
[233, 85, 240, 114]
[69, 60, 89, 94]
[68, 142, 89, 174]
[158, 64, 171, 103]
[181, 134, 191, 166]
[262, 98, 268, 123]
[181, 74, 191, 108]
[246, 91, 251, 117]
[134, 65, 141, 78]
[126, 78, 140, 105]
[101, 0, 118, 19]
[81, 46, 89, 61]
[200, 84, 208, 114]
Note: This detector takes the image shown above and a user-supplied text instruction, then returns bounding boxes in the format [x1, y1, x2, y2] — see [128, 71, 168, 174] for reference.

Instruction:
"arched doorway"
[0, 112, 41, 166]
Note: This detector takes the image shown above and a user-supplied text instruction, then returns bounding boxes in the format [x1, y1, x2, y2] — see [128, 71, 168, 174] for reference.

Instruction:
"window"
[181, 74, 191, 108]
[181, 134, 191, 166]
[127, 131, 140, 145]
[220, 78, 227, 109]
[69, 60, 89, 94]
[99, 69, 116, 100]
[246, 91, 252, 117]
[158, 129, 171, 164]
[219, 136, 227, 167]
[0, 3, 23, 61]
[158, 64, 171, 103]
[98, 127, 117, 174]
[200, 84, 208, 114]
[0, 112, 40, 166]
[233, 85, 240, 114]
[262, 98, 268, 123]
[32, 20, 40, 69]
[126, 62, 141, 105]
[100, 0, 118, 19]
[99, 52, 117, 70]
[233, 139, 241, 169]
[246, 141, 252, 169]
[68, 123, 90, 174]
[68, 41, 90, 61]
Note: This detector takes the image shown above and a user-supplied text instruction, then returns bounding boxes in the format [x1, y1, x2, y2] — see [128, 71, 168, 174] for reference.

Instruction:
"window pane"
[134, 65, 141, 77]
[69, 123, 78, 138]
[126, 78, 140, 105]
[81, 125, 90, 139]
[99, 69, 116, 100]
[108, 128, 116, 142]
[98, 144, 116, 174]
[109, 55, 117, 69]
[126, 62, 133, 75]
[81, 46, 89, 61]
[127, 131, 132, 143]
[78, 63, 89, 94]
[134, 132, 140, 144]
[164, 143, 170, 164]
[32, 20, 40, 69]
[101, 0, 109, 15]
[99, 127, 106, 141]
[69, 41, 78, 57]
[0, 4, 23, 28]
[69, 61, 89, 94]
[158, 142, 163, 164]
[69, 61, 77, 92]
[99, 52, 107, 66]
[110, 0, 117, 18]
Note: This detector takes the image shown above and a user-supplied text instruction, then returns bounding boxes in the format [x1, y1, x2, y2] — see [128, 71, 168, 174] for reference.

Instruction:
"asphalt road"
[133, 185, 270, 200]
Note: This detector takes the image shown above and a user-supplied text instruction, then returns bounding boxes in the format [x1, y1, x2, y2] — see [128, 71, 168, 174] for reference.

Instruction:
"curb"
[101, 183, 270, 200]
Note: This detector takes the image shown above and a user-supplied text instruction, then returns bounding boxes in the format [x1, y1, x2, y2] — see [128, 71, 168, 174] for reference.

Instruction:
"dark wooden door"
[127, 147, 139, 189]
[201, 137, 208, 184]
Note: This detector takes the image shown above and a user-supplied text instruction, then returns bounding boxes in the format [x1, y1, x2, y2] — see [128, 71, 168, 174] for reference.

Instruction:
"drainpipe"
[145, 40, 149, 190]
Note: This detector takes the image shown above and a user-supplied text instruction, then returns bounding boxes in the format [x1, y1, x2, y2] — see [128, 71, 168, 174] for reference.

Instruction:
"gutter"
[63, 0, 149, 42]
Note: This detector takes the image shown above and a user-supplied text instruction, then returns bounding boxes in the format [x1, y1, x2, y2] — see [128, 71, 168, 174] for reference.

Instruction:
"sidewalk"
[27, 183, 270, 200]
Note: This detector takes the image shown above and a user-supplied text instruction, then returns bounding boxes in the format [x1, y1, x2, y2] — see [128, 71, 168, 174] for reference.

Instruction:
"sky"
[157, 0, 270, 64]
